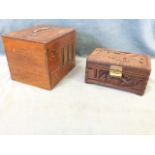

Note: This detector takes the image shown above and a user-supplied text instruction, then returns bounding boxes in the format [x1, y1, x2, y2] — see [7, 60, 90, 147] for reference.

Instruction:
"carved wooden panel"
[85, 48, 151, 95]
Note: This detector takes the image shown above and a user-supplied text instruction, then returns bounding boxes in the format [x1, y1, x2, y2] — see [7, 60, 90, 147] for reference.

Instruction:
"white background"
[0, 0, 155, 154]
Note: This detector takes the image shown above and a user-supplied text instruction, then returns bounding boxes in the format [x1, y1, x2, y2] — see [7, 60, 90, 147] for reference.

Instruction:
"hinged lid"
[2, 25, 75, 44]
[87, 48, 151, 77]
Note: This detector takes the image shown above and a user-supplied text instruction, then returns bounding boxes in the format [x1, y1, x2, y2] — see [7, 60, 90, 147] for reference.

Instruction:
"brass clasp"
[109, 65, 122, 78]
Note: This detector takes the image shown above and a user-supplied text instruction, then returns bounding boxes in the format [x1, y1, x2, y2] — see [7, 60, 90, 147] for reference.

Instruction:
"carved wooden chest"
[2, 25, 76, 90]
[85, 48, 151, 95]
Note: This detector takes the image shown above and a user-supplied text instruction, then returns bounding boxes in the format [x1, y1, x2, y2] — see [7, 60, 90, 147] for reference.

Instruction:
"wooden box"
[2, 25, 76, 90]
[85, 48, 151, 95]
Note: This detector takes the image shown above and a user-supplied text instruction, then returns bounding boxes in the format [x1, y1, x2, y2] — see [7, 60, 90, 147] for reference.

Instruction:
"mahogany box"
[2, 25, 76, 90]
[85, 48, 151, 95]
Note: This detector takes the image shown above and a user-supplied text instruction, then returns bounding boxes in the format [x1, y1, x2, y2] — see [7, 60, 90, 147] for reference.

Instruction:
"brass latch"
[109, 65, 122, 78]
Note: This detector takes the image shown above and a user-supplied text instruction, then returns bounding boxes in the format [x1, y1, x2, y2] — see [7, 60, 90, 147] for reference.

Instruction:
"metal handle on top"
[33, 27, 49, 33]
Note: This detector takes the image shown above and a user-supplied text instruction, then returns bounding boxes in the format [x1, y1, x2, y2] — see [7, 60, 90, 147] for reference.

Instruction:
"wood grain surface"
[2, 25, 76, 90]
[85, 48, 151, 95]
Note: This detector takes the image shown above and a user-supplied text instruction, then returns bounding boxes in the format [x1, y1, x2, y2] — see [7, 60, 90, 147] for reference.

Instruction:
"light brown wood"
[2, 25, 76, 90]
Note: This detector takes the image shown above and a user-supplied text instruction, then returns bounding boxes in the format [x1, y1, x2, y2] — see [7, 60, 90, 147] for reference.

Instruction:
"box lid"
[2, 25, 75, 44]
[87, 48, 151, 76]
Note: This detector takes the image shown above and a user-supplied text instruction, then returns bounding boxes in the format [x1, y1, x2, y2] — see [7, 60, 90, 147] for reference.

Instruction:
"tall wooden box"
[2, 25, 76, 90]
[85, 48, 151, 95]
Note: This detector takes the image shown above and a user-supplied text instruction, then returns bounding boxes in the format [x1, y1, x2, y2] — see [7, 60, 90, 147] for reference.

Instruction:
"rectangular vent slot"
[61, 48, 65, 66]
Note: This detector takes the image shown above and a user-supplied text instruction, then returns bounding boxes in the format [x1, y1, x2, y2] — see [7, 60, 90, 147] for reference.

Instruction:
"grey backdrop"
[0, 19, 155, 57]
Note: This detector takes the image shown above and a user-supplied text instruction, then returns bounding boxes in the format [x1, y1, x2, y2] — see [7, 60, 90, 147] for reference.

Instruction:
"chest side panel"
[46, 31, 76, 88]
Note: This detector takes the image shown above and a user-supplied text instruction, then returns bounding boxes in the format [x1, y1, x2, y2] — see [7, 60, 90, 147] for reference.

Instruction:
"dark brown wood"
[2, 25, 76, 90]
[85, 48, 151, 95]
